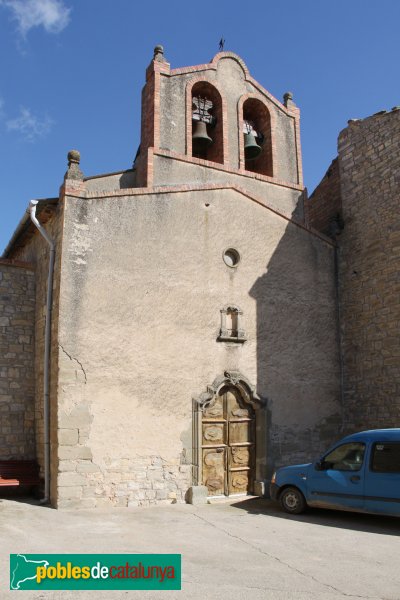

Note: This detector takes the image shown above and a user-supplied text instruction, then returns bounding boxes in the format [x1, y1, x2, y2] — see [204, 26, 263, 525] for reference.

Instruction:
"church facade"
[1, 47, 396, 509]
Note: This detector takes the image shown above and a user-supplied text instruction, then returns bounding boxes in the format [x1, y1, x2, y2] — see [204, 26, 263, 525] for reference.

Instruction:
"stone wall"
[8, 204, 64, 503]
[311, 108, 400, 434]
[337, 109, 400, 431]
[0, 260, 35, 459]
[306, 158, 342, 237]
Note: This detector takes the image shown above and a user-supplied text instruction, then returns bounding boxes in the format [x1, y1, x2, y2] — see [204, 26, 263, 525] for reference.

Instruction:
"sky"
[1, 0, 399, 252]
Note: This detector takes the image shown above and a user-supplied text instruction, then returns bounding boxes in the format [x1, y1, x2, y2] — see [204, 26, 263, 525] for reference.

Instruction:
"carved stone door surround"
[193, 371, 266, 497]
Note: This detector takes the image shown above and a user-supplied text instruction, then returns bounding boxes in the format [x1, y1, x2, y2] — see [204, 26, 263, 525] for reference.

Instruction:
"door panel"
[228, 446, 252, 495]
[229, 421, 252, 444]
[202, 423, 226, 446]
[202, 448, 226, 496]
[365, 472, 400, 515]
[229, 470, 250, 495]
[307, 442, 366, 510]
[226, 390, 252, 419]
[308, 469, 365, 510]
[230, 446, 250, 466]
[203, 396, 224, 420]
[365, 442, 400, 515]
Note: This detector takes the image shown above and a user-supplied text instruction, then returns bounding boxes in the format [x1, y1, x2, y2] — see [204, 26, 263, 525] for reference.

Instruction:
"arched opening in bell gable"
[190, 81, 224, 164]
[242, 98, 273, 177]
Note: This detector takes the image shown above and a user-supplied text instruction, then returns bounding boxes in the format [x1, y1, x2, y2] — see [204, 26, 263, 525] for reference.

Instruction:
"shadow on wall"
[249, 196, 342, 478]
[119, 170, 137, 189]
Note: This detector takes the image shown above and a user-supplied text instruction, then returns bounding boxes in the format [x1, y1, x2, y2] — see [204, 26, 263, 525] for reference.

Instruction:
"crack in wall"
[191, 512, 382, 600]
[59, 344, 87, 384]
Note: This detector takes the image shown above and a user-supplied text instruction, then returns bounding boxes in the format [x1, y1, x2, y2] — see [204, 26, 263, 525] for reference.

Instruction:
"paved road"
[1, 496, 399, 599]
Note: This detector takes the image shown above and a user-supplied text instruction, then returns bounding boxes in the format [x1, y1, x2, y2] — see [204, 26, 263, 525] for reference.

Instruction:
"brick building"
[0, 47, 397, 508]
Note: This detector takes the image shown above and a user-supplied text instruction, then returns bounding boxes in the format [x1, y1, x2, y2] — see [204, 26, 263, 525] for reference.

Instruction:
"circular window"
[223, 248, 240, 268]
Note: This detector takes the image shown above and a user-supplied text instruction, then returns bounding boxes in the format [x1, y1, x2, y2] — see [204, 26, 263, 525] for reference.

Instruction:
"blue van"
[270, 429, 400, 516]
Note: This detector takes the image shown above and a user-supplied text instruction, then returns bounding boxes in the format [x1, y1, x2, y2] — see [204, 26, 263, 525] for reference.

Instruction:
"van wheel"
[280, 487, 306, 514]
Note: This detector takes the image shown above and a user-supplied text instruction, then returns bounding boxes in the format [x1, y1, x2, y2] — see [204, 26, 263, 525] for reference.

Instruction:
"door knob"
[350, 475, 360, 482]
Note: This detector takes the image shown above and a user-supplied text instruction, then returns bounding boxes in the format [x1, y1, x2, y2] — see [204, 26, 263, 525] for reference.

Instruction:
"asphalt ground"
[1, 495, 399, 599]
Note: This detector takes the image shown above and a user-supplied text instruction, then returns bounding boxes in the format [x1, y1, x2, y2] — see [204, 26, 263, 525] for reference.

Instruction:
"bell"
[244, 132, 262, 160]
[192, 120, 213, 152]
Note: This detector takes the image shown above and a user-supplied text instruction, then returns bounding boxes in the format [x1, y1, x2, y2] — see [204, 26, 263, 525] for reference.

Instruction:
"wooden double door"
[202, 386, 255, 496]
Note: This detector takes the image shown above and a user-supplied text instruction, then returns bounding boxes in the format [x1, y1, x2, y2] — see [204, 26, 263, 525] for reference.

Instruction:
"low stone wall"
[57, 456, 191, 509]
[0, 260, 35, 459]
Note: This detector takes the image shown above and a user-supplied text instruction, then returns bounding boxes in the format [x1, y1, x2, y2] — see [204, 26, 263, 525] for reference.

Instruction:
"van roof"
[341, 429, 400, 443]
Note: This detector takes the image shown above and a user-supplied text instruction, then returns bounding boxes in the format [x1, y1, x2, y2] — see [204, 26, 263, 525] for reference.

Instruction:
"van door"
[307, 442, 366, 511]
[365, 441, 400, 516]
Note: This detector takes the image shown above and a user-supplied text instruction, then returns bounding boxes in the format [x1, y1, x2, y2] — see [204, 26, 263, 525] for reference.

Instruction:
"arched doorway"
[201, 385, 255, 496]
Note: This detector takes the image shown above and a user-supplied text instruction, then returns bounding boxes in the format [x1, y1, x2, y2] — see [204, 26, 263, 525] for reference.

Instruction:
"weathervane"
[219, 37, 225, 51]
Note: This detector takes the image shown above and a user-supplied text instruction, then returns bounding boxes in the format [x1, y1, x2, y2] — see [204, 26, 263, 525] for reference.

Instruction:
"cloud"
[0, 0, 71, 36]
[6, 107, 54, 141]
[0, 97, 5, 118]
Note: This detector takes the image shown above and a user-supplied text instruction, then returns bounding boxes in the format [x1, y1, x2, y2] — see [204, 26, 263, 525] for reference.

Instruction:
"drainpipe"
[28, 200, 55, 504]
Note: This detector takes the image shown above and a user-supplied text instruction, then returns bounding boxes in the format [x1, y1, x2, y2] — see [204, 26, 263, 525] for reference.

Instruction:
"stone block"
[57, 499, 83, 510]
[82, 486, 97, 498]
[76, 461, 100, 473]
[127, 482, 140, 490]
[58, 460, 77, 472]
[114, 497, 128, 507]
[95, 498, 113, 508]
[79, 498, 97, 509]
[147, 468, 164, 481]
[78, 428, 90, 443]
[57, 485, 82, 500]
[58, 472, 86, 487]
[59, 409, 92, 429]
[58, 428, 79, 446]
[186, 485, 208, 505]
[253, 479, 267, 497]
[152, 481, 165, 490]
[58, 445, 92, 460]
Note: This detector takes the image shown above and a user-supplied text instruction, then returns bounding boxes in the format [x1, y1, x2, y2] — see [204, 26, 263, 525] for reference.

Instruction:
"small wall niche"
[217, 305, 247, 343]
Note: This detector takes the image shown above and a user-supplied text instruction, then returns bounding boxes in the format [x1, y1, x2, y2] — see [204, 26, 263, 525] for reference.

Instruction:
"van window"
[323, 443, 365, 471]
[371, 442, 400, 473]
